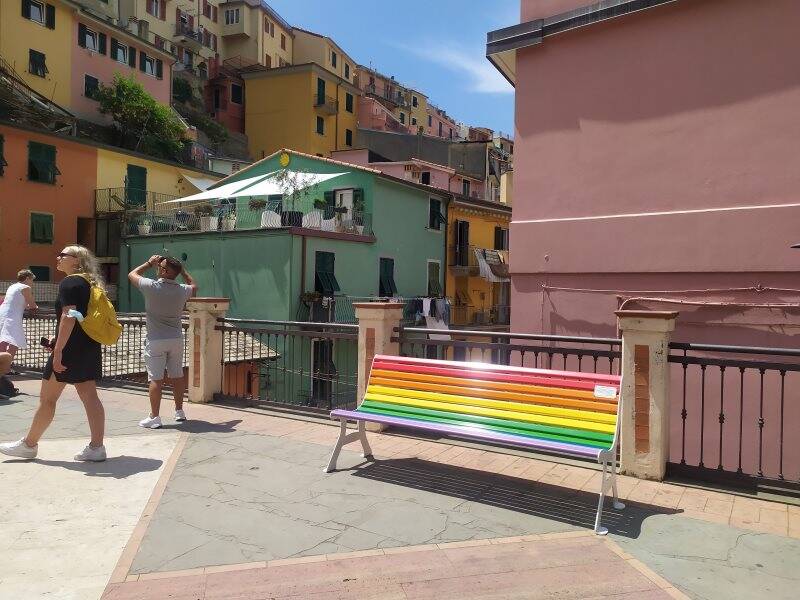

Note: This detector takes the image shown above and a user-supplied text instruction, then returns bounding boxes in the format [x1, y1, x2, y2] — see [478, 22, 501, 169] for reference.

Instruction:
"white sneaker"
[0, 439, 38, 459]
[174, 409, 187, 422]
[74, 444, 106, 462]
[139, 415, 162, 429]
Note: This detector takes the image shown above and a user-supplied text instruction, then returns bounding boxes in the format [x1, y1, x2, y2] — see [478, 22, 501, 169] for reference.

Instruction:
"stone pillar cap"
[615, 310, 678, 319]
[353, 302, 405, 310]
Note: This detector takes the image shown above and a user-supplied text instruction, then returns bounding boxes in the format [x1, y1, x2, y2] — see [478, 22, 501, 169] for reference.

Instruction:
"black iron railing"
[95, 187, 178, 214]
[394, 326, 621, 375]
[215, 318, 358, 411]
[668, 342, 800, 489]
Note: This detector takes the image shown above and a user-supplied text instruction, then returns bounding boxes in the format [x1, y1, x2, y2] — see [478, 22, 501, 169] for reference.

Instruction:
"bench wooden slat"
[359, 400, 613, 448]
[330, 408, 604, 459]
[366, 384, 618, 425]
[370, 371, 618, 409]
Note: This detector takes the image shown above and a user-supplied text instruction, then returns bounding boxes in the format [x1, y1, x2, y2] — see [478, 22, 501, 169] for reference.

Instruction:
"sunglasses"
[57, 252, 76, 259]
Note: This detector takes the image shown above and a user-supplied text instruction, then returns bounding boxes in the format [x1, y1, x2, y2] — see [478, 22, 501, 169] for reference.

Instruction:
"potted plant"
[313, 199, 327, 210]
[221, 211, 237, 231]
[248, 198, 267, 211]
[138, 218, 152, 235]
[194, 203, 218, 232]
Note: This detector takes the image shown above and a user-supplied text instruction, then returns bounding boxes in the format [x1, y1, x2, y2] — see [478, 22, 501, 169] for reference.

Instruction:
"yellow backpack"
[68, 274, 123, 346]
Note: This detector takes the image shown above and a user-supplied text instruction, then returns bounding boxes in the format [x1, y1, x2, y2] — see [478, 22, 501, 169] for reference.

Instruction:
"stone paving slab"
[0, 433, 180, 600]
[104, 533, 681, 600]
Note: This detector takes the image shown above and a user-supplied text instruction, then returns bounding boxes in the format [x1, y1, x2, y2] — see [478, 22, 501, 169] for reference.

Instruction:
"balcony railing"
[313, 94, 338, 115]
[449, 244, 480, 272]
[174, 23, 203, 48]
[95, 187, 178, 214]
[125, 196, 373, 238]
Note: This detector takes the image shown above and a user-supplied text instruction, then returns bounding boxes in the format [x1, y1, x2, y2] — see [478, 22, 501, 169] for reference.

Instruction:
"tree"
[95, 74, 186, 160]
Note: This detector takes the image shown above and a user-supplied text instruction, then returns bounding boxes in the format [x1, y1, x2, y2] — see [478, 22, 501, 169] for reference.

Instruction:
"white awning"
[158, 174, 270, 204]
[238, 171, 348, 197]
[182, 173, 219, 191]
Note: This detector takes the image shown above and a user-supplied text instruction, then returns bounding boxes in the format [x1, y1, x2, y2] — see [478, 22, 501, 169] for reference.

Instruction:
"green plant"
[172, 77, 194, 104]
[95, 74, 185, 159]
[313, 199, 327, 210]
[183, 108, 228, 148]
[193, 203, 214, 216]
[249, 198, 267, 210]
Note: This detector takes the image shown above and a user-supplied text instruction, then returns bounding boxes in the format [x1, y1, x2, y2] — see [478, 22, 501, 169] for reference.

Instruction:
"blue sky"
[267, 0, 517, 135]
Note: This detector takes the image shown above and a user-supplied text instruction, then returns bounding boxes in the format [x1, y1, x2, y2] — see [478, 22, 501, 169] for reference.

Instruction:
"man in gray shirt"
[129, 255, 197, 428]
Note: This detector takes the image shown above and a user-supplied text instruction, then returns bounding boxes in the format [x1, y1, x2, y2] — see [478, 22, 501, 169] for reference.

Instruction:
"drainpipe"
[335, 81, 340, 151]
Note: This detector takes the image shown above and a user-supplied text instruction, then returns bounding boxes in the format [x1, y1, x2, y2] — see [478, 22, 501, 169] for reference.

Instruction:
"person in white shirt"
[0, 269, 39, 360]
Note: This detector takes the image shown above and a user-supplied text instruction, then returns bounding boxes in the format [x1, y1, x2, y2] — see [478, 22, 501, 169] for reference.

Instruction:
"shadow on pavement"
[350, 458, 680, 539]
[4, 455, 163, 478]
[160, 419, 242, 434]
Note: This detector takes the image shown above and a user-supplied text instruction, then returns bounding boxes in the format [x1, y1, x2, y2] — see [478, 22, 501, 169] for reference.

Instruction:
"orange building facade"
[0, 124, 97, 282]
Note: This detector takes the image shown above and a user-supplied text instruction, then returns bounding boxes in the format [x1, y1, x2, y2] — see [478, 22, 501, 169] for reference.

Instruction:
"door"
[455, 220, 469, 266]
[316, 77, 326, 104]
[125, 164, 147, 206]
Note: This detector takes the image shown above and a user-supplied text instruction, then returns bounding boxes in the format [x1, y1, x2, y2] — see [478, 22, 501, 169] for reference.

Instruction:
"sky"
[267, 0, 518, 136]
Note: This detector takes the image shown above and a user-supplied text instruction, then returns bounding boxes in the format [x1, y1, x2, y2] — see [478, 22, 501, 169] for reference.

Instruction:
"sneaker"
[0, 439, 38, 459]
[139, 415, 162, 429]
[174, 409, 187, 422]
[74, 444, 106, 462]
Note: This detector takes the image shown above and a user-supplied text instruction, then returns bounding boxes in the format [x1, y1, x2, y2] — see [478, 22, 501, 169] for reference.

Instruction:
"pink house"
[357, 96, 410, 135]
[71, 16, 173, 123]
[425, 104, 457, 140]
[486, 0, 800, 347]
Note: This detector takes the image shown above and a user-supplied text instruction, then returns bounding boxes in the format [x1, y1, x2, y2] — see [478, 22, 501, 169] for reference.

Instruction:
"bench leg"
[594, 461, 610, 535]
[594, 451, 625, 536]
[324, 418, 372, 473]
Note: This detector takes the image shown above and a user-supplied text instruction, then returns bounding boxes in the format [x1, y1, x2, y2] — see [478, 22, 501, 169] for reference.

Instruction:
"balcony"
[221, 17, 248, 38]
[313, 94, 338, 115]
[95, 187, 178, 215]
[124, 196, 373, 238]
[449, 245, 480, 275]
[173, 23, 203, 51]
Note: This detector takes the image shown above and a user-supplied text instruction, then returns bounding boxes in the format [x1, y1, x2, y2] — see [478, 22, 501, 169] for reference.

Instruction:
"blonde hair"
[17, 269, 35, 283]
[63, 245, 106, 290]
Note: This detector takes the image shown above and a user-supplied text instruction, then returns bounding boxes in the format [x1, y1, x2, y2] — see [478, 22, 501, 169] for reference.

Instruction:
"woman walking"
[0, 269, 38, 360]
[0, 246, 106, 461]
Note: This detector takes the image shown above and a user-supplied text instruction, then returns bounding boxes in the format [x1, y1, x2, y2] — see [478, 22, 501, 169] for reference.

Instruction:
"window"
[449, 127, 453, 139]
[203, 0, 212, 18]
[345, 129, 353, 147]
[494, 226, 509, 250]
[139, 51, 161, 78]
[264, 18, 269, 32]
[428, 198, 445, 230]
[270, 21, 275, 37]
[314, 252, 339, 296]
[230, 83, 243, 104]
[345, 92, 353, 113]
[331, 50, 337, 68]
[462, 179, 470, 197]
[30, 213, 54, 244]
[225, 8, 239, 24]
[427, 261, 442, 297]
[412, 95, 418, 108]
[84, 28, 98, 51]
[0, 135, 7, 176]
[153, 35, 165, 51]
[399, 112, 405, 124]
[78, 24, 106, 54]
[438, 122, 443, 137]
[428, 114, 432, 127]
[146, 0, 159, 17]
[316, 77, 325, 104]
[379, 258, 398, 297]
[344, 63, 350, 79]
[280, 33, 286, 50]
[411, 117, 417, 126]
[28, 49, 47, 78]
[110, 38, 128, 64]
[23, 1, 54, 28]
[316, 116, 324, 135]
[28, 142, 59, 184]
[420, 171, 430, 185]
[28, 266, 50, 282]
[84, 74, 99, 100]
[454, 220, 470, 266]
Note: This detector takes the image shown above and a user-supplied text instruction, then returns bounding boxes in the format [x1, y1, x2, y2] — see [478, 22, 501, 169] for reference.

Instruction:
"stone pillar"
[616, 310, 678, 480]
[354, 303, 404, 432]
[187, 298, 230, 404]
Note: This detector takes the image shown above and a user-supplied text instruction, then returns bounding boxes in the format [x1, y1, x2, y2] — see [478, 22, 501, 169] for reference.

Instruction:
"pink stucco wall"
[425, 108, 457, 139]
[357, 96, 410, 134]
[71, 20, 172, 122]
[512, 0, 800, 479]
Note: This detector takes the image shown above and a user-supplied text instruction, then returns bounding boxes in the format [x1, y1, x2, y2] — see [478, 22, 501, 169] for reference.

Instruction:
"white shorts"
[144, 338, 184, 381]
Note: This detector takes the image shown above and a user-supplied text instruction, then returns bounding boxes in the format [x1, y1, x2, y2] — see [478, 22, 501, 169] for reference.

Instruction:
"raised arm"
[180, 265, 198, 297]
[22, 286, 38, 310]
[128, 255, 160, 288]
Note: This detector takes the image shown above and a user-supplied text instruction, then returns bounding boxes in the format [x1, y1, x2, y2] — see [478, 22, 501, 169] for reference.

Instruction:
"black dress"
[43, 276, 102, 383]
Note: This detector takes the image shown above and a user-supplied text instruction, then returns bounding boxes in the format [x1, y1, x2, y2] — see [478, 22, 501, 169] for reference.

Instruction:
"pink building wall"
[71, 20, 172, 123]
[357, 96, 410, 134]
[512, 0, 800, 480]
[425, 107, 457, 139]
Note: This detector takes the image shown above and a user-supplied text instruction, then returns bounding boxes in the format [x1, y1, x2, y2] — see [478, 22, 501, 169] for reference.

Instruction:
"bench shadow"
[349, 458, 679, 539]
[160, 419, 242, 434]
[3, 455, 163, 478]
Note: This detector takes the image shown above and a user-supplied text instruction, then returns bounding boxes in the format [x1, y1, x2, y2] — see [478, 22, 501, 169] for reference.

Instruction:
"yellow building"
[446, 197, 511, 329]
[500, 169, 513, 206]
[292, 28, 356, 87]
[0, 0, 73, 107]
[242, 63, 359, 159]
[220, 0, 293, 68]
[407, 88, 428, 132]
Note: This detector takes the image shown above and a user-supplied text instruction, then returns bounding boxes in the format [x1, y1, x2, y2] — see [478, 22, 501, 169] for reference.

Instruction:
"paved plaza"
[1, 377, 799, 599]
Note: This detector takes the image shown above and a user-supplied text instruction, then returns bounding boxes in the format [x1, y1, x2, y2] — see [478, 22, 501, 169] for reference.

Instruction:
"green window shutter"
[156, 58, 163, 79]
[22, 0, 32, 19]
[323, 190, 335, 219]
[139, 50, 147, 72]
[427, 262, 441, 297]
[98, 32, 106, 55]
[110, 38, 118, 58]
[28, 142, 57, 183]
[345, 93, 353, 113]
[78, 23, 87, 48]
[45, 3, 55, 29]
[128, 47, 136, 68]
[315, 251, 339, 295]
[379, 258, 397, 296]
[30, 213, 54, 244]
[28, 266, 50, 281]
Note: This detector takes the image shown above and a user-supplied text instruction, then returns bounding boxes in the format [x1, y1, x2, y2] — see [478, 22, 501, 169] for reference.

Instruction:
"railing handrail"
[218, 317, 358, 330]
[396, 326, 621, 345]
[669, 342, 800, 358]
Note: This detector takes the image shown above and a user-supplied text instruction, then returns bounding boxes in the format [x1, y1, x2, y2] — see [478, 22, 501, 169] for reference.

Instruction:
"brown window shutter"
[160, 0, 166, 20]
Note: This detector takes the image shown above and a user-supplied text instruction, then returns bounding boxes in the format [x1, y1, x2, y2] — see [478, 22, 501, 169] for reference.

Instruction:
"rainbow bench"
[325, 354, 625, 535]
